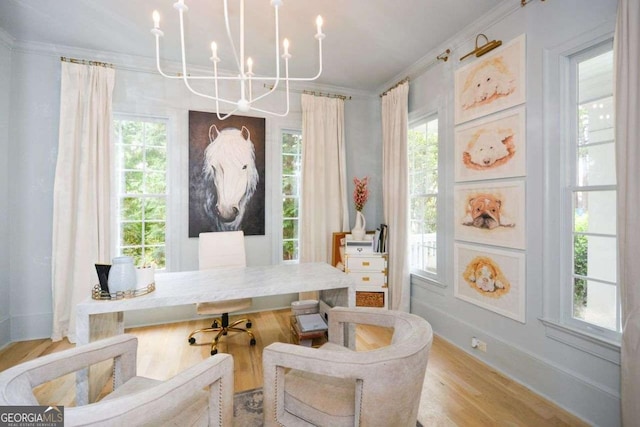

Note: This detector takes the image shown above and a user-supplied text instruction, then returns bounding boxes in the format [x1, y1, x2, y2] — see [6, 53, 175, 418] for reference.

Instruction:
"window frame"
[562, 40, 620, 340]
[541, 26, 621, 357]
[408, 112, 442, 282]
[280, 127, 302, 263]
[112, 114, 171, 271]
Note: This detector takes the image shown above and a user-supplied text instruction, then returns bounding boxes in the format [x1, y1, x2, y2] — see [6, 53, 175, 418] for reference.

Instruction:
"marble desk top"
[77, 262, 354, 316]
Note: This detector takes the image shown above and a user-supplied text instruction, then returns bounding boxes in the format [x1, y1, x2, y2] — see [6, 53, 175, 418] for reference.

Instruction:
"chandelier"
[151, 0, 325, 120]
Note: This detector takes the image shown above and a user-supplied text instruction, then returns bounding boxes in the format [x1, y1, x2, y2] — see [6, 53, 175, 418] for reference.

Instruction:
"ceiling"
[0, 0, 503, 92]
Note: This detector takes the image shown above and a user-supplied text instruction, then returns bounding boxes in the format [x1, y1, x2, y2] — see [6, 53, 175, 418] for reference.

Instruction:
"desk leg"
[76, 311, 123, 405]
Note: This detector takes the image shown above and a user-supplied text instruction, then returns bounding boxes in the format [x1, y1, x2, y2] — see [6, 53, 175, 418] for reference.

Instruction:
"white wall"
[0, 30, 12, 348]
[2, 40, 380, 334]
[403, 1, 620, 425]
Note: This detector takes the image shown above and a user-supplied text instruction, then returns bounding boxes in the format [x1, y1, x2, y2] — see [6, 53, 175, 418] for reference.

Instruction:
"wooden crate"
[356, 291, 385, 308]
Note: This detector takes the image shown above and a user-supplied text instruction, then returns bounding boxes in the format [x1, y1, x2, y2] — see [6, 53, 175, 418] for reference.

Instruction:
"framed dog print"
[454, 180, 525, 249]
[455, 106, 526, 182]
[454, 34, 526, 125]
[188, 111, 266, 237]
[454, 242, 525, 323]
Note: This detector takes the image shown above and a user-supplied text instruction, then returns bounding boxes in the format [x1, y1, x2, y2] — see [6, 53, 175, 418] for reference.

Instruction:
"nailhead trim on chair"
[274, 368, 284, 426]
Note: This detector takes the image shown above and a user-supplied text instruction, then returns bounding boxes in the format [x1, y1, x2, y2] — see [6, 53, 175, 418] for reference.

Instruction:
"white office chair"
[188, 231, 256, 355]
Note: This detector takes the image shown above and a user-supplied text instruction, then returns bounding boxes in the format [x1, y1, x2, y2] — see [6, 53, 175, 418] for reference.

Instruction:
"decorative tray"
[91, 283, 156, 300]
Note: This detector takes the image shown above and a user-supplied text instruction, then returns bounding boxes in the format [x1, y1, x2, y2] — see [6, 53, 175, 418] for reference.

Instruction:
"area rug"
[234, 388, 424, 426]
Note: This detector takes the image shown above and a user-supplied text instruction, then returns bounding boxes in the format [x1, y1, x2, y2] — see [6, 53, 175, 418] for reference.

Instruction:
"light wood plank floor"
[0, 309, 588, 426]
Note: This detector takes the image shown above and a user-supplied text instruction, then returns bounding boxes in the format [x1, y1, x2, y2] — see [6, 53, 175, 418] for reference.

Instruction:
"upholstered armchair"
[262, 307, 433, 427]
[0, 334, 234, 426]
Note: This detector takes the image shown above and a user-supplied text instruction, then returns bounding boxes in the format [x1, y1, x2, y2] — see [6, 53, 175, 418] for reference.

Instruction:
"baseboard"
[10, 312, 52, 341]
[411, 297, 621, 427]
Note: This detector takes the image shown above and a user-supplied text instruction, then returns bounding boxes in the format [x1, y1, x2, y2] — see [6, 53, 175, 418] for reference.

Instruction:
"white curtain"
[381, 82, 410, 312]
[615, 0, 640, 424]
[51, 62, 115, 342]
[300, 94, 349, 265]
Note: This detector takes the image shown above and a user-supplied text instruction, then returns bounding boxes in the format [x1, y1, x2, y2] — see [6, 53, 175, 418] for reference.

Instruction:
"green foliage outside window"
[573, 215, 589, 317]
[282, 132, 302, 261]
[115, 119, 168, 269]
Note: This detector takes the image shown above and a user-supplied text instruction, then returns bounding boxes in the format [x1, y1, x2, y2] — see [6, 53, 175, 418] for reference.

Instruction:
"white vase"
[351, 210, 366, 240]
[108, 256, 137, 293]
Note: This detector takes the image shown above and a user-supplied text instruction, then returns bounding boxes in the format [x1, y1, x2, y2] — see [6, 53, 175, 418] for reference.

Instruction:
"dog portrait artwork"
[455, 106, 525, 182]
[462, 256, 510, 296]
[455, 34, 525, 125]
[189, 112, 265, 237]
[460, 57, 515, 111]
[463, 128, 515, 170]
[454, 243, 525, 323]
[454, 181, 525, 249]
[462, 193, 515, 230]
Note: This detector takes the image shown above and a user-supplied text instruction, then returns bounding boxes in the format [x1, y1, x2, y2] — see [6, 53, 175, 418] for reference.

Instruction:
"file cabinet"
[344, 253, 388, 309]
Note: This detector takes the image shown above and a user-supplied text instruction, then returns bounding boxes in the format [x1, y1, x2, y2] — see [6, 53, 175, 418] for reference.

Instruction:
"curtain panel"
[51, 62, 115, 342]
[300, 94, 349, 265]
[381, 81, 410, 312]
[615, 0, 640, 424]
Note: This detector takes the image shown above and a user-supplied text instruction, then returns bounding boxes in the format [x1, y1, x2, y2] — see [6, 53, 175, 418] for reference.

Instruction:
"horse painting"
[202, 125, 259, 232]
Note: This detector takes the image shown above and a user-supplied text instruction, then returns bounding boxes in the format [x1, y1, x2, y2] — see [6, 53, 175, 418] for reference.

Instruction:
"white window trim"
[280, 128, 302, 264]
[408, 110, 443, 285]
[270, 115, 302, 265]
[541, 24, 620, 360]
[113, 113, 176, 271]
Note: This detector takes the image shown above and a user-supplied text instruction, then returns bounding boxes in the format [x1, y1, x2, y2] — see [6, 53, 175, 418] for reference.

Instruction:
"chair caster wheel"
[188, 337, 196, 345]
[250, 338, 257, 346]
[213, 321, 220, 328]
[211, 349, 218, 356]
[222, 331, 228, 336]
[246, 322, 252, 328]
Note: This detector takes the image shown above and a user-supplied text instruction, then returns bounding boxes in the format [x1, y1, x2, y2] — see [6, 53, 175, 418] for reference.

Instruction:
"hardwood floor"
[0, 309, 588, 426]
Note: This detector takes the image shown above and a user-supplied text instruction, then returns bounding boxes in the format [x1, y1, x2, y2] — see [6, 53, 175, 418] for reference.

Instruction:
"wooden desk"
[75, 262, 355, 405]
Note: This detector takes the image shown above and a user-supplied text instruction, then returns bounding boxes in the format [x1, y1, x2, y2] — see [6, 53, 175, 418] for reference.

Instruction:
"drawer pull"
[361, 262, 370, 266]
[362, 276, 370, 282]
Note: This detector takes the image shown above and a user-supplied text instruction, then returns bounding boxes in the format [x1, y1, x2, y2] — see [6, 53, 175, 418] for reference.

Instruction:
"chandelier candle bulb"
[210, 42, 219, 62]
[316, 16, 323, 36]
[152, 11, 160, 29]
[247, 57, 253, 75]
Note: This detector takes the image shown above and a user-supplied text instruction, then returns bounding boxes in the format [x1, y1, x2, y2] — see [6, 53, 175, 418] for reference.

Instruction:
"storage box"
[356, 291, 386, 308]
[291, 299, 319, 315]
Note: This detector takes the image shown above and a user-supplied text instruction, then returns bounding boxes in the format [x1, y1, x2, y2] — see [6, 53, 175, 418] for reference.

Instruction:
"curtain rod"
[61, 56, 114, 69]
[262, 84, 352, 100]
[379, 48, 450, 97]
[380, 77, 409, 98]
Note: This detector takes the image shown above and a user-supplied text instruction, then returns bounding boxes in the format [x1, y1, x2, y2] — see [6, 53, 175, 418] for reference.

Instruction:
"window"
[114, 118, 168, 269]
[282, 130, 302, 261]
[566, 42, 619, 334]
[408, 116, 439, 276]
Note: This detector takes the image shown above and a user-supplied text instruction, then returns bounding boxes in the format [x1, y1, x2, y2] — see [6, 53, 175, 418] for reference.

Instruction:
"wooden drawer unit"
[345, 252, 388, 309]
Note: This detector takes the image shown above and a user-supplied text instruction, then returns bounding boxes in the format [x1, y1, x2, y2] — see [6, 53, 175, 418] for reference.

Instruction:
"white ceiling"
[0, 0, 503, 92]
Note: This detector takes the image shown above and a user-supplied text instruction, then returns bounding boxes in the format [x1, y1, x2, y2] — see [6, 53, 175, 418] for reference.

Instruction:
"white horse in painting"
[203, 125, 259, 231]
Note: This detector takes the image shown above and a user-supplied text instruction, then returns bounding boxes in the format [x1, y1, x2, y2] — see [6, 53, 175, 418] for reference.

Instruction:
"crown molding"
[11, 38, 374, 100]
[376, 0, 523, 94]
